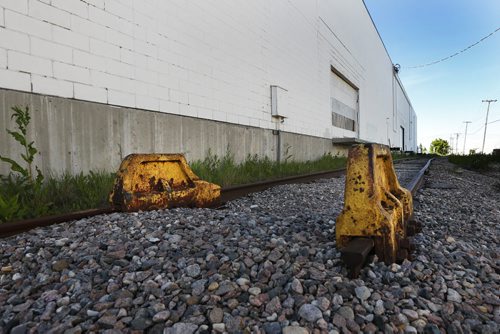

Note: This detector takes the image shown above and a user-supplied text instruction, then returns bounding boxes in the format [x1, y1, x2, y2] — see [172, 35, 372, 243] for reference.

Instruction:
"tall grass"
[0, 104, 346, 222]
[190, 150, 346, 187]
[1, 152, 346, 222]
[0, 171, 115, 222]
[42, 171, 116, 212]
[448, 154, 500, 171]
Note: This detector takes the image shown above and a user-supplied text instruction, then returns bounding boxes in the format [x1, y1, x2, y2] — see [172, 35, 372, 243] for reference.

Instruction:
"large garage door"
[330, 68, 358, 133]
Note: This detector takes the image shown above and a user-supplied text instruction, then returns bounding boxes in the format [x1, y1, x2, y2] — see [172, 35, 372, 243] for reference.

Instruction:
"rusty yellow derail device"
[110, 154, 221, 211]
[336, 144, 414, 276]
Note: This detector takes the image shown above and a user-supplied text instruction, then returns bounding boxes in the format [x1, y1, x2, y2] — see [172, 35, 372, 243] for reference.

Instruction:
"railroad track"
[4, 157, 498, 334]
[0, 157, 431, 239]
[394, 158, 433, 196]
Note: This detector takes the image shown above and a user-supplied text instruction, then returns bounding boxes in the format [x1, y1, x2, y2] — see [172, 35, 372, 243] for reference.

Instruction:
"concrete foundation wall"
[0, 89, 346, 176]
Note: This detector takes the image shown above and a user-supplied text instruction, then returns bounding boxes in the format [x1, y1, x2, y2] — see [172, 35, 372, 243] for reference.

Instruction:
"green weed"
[0, 106, 43, 184]
[0, 106, 347, 223]
[448, 154, 500, 171]
[191, 150, 346, 187]
[0, 193, 24, 222]
[0, 106, 48, 221]
[41, 171, 116, 213]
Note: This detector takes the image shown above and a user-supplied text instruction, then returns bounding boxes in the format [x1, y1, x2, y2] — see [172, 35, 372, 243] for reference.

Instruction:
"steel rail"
[406, 158, 433, 195]
[0, 208, 116, 239]
[220, 168, 345, 203]
[0, 168, 346, 238]
[0, 158, 432, 239]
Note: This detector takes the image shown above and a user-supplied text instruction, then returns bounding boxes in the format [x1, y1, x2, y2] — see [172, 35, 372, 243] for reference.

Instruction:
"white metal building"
[0, 0, 417, 175]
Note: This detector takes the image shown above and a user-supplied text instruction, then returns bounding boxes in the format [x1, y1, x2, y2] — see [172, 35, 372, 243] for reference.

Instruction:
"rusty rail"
[0, 158, 430, 240]
[406, 158, 433, 196]
[0, 208, 115, 239]
[0, 168, 346, 239]
[220, 169, 346, 203]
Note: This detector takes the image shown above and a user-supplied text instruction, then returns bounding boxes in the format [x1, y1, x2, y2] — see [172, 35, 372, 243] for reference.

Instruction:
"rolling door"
[330, 69, 358, 134]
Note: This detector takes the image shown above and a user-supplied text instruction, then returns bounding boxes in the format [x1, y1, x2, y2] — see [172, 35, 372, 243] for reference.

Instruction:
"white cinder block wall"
[0, 0, 416, 151]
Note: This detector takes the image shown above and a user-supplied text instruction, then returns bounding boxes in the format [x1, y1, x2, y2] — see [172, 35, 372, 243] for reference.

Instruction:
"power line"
[404, 27, 500, 69]
[470, 124, 485, 136]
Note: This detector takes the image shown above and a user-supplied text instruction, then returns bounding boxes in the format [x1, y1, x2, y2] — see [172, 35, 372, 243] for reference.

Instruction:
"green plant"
[0, 106, 47, 222]
[190, 150, 347, 187]
[0, 169, 116, 222]
[448, 153, 499, 171]
[0, 193, 24, 222]
[429, 138, 451, 156]
[0, 106, 43, 185]
[42, 171, 116, 212]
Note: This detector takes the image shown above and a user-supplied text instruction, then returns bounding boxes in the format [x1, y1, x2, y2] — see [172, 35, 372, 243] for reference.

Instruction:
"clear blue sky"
[364, 0, 500, 153]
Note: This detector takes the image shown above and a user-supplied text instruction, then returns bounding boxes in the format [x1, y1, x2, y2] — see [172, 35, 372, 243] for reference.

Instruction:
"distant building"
[0, 0, 417, 175]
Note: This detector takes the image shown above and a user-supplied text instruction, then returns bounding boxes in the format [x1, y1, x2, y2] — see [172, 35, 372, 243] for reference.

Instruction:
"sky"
[364, 0, 500, 154]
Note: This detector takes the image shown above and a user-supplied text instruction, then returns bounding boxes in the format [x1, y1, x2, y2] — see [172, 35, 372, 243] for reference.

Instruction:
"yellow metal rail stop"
[110, 154, 220, 211]
[336, 144, 413, 266]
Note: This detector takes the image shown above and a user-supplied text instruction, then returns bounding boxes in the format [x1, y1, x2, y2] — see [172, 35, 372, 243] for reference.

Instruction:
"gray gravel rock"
[291, 278, 303, 294]
[354, 286, 371, 301]
[263, 321, 282, 334]
[447, 288, 462, 303]
[164, 322, 198, 334]
[405, 325, 418, 334]
[209, 307, 223, 324]
[298, 304, 322, 322]
[0, 159, 498, 333]
[402, 309, 419, 321]
[152, 310, 170, 322]
[185, 264, 201, 278]
[282, 326, 309, 334]
[212, 323, 225, 332]
[337, 306, 355, 320]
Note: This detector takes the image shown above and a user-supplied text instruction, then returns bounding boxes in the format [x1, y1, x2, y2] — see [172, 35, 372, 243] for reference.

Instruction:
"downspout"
[277, 129, 281, 163]
[273, 122, 281, 163]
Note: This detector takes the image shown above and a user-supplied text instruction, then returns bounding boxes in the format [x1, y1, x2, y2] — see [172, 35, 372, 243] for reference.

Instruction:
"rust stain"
[109, 154, 221, 212]
[336, 144, 413, 264]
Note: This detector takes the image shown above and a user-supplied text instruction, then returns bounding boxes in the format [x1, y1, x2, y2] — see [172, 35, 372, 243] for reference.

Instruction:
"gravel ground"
[0, 158, 499, 334]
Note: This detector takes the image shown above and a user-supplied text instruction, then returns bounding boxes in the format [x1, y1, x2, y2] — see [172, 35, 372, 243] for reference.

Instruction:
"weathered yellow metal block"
[109, 154, 221, 211]
[336, 144, 413, 264]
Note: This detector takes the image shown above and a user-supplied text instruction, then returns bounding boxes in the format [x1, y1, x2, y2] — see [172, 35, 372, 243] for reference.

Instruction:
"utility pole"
[462, 121, 471, 155]
[481, 99, 497, 153]
[453, 133, 460, 155]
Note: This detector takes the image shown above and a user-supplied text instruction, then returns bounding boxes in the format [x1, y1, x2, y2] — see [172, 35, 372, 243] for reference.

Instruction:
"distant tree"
[429, 138, 451, 155]
[469, 149, 477, 155]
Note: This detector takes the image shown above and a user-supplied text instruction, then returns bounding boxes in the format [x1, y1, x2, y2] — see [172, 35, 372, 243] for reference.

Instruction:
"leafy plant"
[42, 171, 115, 212]
[0, 193, 24, 222]
[0, 168, 116, 222]
[430, 138, 451, 156]
[448, 153, 500, 171]
[190, 150, 346, 187]
[0, 106, 46, 222]
[0, 106, 43, 185]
